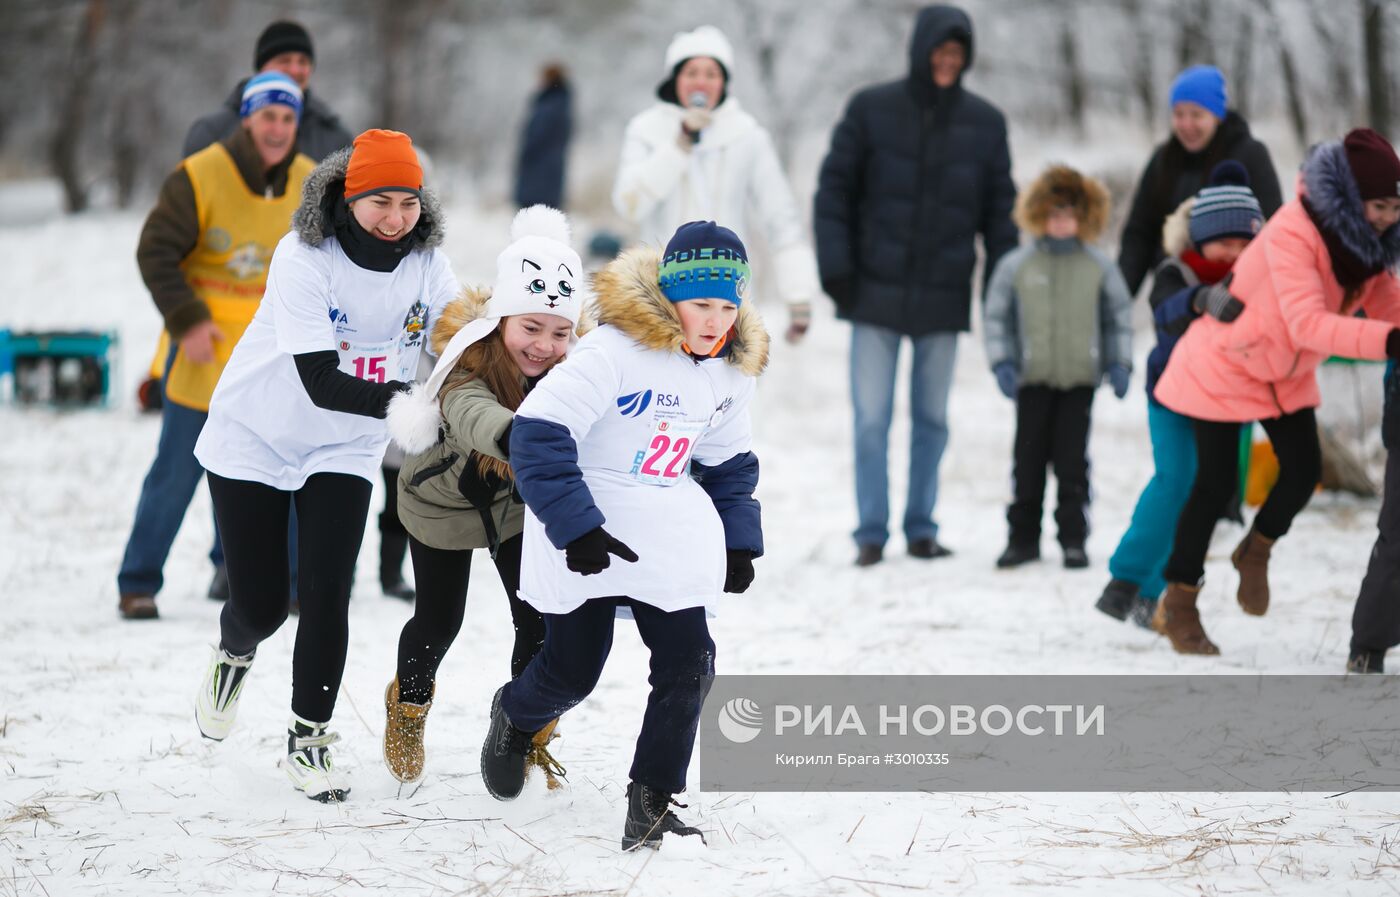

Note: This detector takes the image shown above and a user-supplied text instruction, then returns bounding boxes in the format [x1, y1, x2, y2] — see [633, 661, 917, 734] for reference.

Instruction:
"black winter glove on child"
[724, 549, 755, 594]
[564, 526, 639, 575]
[457, 452, 506, 509]
[1192, 275, 1245, 323]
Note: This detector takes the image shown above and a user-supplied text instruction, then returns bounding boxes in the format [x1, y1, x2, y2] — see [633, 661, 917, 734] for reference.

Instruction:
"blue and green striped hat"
[658, 221, 750, 305]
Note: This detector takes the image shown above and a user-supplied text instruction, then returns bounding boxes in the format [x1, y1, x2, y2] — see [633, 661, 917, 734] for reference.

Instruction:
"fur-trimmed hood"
[1161, 196, 1195, 257]
[1013, 165, 1111, 243]
[1301, 140, 1400, 272]
[590, 247, 769, 378]
[291, 146, 445, 249]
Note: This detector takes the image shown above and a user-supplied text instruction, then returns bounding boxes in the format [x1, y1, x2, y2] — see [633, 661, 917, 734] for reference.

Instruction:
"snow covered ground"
[3, 205, 1398, 896]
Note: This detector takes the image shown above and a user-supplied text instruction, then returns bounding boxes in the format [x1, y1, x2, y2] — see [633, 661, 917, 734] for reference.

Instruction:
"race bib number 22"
[632, 416, 705, 485]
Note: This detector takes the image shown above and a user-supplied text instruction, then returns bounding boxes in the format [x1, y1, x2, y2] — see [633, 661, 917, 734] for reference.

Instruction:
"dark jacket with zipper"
[813, 4, 1018, 336]
[1118, 111, 1282, 296]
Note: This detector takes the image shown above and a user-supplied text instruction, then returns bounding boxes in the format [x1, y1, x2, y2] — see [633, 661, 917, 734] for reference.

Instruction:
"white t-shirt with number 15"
[195, 230, 458, 491]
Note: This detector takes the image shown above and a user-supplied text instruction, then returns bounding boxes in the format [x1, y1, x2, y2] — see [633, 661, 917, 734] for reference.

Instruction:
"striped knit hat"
[1189, 160, 1264, 247]
[240, 72, 302, 119]
[658, 221, 750, 305]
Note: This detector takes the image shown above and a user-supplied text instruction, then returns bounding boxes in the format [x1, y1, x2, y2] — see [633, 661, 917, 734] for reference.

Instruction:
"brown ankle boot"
[524, 717, 567, 790]
[1152, 583, 1220, 655]
[383, 678, 433, 783]
[1231, 528, 1275, 616]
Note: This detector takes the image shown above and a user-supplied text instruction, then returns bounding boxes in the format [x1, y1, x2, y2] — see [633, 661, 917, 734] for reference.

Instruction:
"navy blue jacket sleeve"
[1153, 286, 1200, 333]
[690, 451, 763, 558]
[510, 415, 605, 549]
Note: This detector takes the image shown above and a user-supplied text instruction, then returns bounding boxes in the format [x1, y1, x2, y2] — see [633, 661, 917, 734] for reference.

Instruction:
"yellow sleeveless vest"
[164, 143, 314, 411]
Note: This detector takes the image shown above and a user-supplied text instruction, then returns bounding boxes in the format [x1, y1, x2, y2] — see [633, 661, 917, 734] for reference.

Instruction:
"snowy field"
[3, 205, 1398, 896]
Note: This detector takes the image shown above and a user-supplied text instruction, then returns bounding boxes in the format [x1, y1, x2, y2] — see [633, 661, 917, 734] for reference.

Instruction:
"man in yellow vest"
[117, 72, 315, 620]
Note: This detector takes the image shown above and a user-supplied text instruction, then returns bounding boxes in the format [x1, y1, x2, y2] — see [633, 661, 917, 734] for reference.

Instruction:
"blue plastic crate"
[0, 328, 120, 407]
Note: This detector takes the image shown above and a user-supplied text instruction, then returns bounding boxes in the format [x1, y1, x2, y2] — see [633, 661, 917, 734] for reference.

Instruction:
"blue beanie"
[240, 72, 303, 119]
[1169, 65, 1227, 119]
[1189, 161, 1264, 247]
[658, 221, 751, 305]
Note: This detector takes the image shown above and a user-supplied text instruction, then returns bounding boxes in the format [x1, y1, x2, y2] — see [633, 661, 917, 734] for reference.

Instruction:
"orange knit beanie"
[343, 129, 422, 202]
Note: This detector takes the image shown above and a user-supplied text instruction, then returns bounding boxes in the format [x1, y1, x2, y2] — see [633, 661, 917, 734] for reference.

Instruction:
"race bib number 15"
[337, 337, 397, 383]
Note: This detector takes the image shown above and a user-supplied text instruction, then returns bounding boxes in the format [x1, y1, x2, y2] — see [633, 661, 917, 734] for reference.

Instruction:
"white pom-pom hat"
[387, 205, 582, 454]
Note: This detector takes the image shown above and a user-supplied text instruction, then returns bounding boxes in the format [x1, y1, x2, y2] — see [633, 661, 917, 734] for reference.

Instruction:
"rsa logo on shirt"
[617, 390, 681, 418]
[328, 306, 357, 336]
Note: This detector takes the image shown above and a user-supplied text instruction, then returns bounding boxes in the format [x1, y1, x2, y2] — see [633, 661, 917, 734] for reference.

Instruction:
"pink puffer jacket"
[1156, 146, 1400, 422]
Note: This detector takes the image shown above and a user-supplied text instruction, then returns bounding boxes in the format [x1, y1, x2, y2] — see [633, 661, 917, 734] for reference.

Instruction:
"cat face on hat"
[490, 207, 585, 324]
[505, 238, 578, 313]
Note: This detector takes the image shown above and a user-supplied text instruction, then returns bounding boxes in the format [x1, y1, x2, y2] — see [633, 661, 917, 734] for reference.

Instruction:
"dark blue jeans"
[501, 598, 716, 794]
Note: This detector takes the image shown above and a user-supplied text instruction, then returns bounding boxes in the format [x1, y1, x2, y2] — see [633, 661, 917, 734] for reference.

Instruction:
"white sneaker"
[195, 645, 255, 741]
[280, 716, 351, 802]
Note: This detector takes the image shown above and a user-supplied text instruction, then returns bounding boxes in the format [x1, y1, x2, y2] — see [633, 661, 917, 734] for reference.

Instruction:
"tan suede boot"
[383, 678, 433, 784]
[524, 717, 567, 790]
[1152, 582, 1221, 655]
[1231, 528, 1275, 616]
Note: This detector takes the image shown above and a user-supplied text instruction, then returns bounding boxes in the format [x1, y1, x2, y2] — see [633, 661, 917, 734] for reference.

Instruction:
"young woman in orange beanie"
[191, 129, 461, 802]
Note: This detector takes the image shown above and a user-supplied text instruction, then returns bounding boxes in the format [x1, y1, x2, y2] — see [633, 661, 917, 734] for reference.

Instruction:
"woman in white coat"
[612, 25, 820, 344]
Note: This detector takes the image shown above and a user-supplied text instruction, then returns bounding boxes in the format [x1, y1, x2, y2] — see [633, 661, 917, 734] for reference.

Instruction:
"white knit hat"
[663, 25, 734, 74]
[657, 26, 734, 101]
[387, 205, 582, 453]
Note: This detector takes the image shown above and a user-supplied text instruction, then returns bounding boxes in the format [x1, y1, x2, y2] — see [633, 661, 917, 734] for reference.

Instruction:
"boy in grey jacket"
[983, 165, 1133, 569]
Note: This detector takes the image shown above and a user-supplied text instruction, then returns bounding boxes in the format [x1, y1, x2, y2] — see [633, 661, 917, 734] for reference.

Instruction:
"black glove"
[822, 277, 855, 310]
[497, 421, 514, 458]
[1192, 277, 1244, 323]
[457, 452, 505, 508]
[564, 526, 639, 575]
[723, 549, 755, 594]
[1386, 330, 1400, 361]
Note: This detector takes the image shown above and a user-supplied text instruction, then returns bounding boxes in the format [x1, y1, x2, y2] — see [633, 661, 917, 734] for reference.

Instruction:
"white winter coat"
[612, 99, 821, 308]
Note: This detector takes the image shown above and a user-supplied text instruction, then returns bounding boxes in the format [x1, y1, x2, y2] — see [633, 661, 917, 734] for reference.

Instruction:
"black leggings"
[395, 533, 545, 704]
[209, 471, 372, 722]
[1163, 408, 1321, 585]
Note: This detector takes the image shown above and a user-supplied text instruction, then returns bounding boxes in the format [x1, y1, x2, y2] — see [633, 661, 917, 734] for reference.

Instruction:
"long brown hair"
[440, 328, 527, 411]
[438, 324, 560, 480]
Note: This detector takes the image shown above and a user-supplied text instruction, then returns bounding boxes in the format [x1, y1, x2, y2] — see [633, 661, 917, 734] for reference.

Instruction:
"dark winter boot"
[908, 537, 952, 560]
[1347, 644, 1386, 674]
[380, 530, 415, 601]
[1230, 528, 1275, 616]
[1095, 578, 1140, 621]
[1152, 582, 1220, 655]
[119, 593, 158, 620]
[1061, 544, 1089, 569]
[855, 544, 883, 567]
[621, 781, 707, 851]
[996, 541, 1040, 569]
[479, 685, 535, 801]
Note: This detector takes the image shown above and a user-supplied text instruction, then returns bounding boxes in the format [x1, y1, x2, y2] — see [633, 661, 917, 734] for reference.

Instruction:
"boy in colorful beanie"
[983, 165, 1134, 570]
[1097, 161, 1265, 625]
[479, 221, 768, 851]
